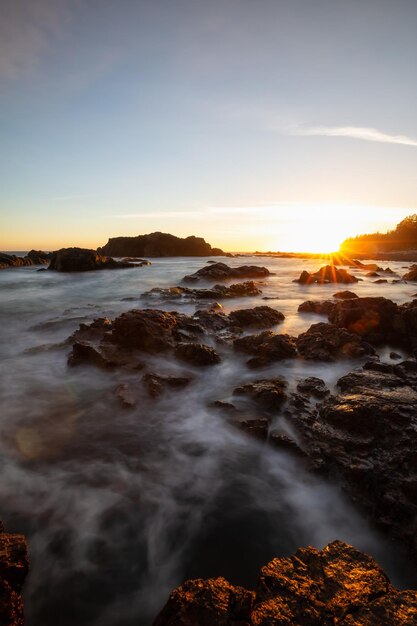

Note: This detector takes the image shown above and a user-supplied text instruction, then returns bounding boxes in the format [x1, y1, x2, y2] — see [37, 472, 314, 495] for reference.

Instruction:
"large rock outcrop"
[48, 247, 135, 272]
[296, 265, 359, 284]
[0, 522, 29, 626]
[98, 232, 224, 257]
[296, 322, 375, 361]
[154, 541, 417, 625]
[0, 251, 50, 269]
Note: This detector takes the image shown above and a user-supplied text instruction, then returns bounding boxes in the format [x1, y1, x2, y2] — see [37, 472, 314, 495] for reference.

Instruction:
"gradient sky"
[1, 0, 417, 251]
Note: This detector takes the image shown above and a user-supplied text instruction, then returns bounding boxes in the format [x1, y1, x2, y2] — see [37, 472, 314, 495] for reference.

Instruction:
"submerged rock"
[142, 373, 193, 397]
[0, 522, 29, 626]
[183, 262, 271, 282]
[297, 376, 329, 398]
[142, 281, 262, 301]
[296, 322, 375, 361]
[298, 300, 336, 315]
[174, 343, 221, 366]
[154, 541, 417, 626]
[403, 265, 417, 281]
[233, 377, 287, 410]
[296, 265, 359, 284]
[228, 306, 284, 328]
[333, 290, 359, 299]
[48, 247, 135, 272]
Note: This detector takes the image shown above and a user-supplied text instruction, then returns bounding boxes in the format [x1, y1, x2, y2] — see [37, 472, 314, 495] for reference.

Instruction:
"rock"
[390, 351, 402, 360]
[296, 265, 359, 284]
[228, 306, 284, 328]
[142, 373, 192, 397]
[122, 257, 151, 265]
[374, 278, 388, 284]
[292, 363, 417, 555]
[68, 341, 116, 368]
[154, 541, 417, 626]
[298, 300, 336, 315]
[234, 331, 297, 367]
[333, 290, 359, 299]
[26, 249, 51, 264]
[269, 433, 306, 457]
[403, 265, 417, 280]
[98, 232, 224, 257]
[183, 262, 270, 282]
[366, 271, 380, 277]
[328, 296, 400, 345]
[114, 383, 136, 407]
[142, 281, 262, 301]
[0, 253, 34, 269]
[296, 322, 375, 361]
[297, 376, 329, 398]
[174, 343, 221, 366]
[0, 524, 29, 626]
[236, 417, 270, 440]
[48, 247, 135, 272]
[112, 309, 193, 352]
[233, 377, 287, 410]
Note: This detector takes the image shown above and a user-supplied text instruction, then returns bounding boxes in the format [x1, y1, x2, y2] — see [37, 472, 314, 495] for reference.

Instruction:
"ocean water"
[0, 256, 416, 625]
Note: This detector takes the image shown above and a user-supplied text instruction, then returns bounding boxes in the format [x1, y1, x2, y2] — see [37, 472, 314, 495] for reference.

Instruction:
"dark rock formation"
[333, 290, 359, 299]
[234, 331, 297, 367]
[183, 262, 270, 282]
[291, 361, 417, 556]
[296, 322, 375, 361]
[98, 232, 224, 257]
[298, 300, 336, 315]
[0, 251, 50, 269]
[142, 373, 192, 397]
[0, 522, 29, 626]
[142, 281, 262, 301]
[154, 541, 417, 626]
[403, 264, 417, 281]
[296, 265, 359, 284]
[297, 376, 329, 398]
[174, 343, 221, 366]
[233, 377, 287, 410]
[228, 306, 284, 328]
[48, 247, 135, 272]
[328, 297, 399, 344]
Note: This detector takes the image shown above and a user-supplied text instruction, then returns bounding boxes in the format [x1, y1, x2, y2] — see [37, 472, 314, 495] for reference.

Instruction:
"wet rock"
[98, 232, 224, 257]
[328, 297, 399, 345]
[366, 271, 380, 277]
[390, 351, 402, 360]
[292, 363, 417, 556]
[174, 343, 221, 366]
[183, 262, 270, 282]
[142, 281, 262, 301]
[142, 373, 192, 397]
[234, 331, 297, 367]
[403, 265, 417, 281]
[297, 376, 329, 398]
[68, 342, 116, 368]
[236, 417, 270, 440]
[228, 306, 284, 328]
[154, 541, 417, 626]
[48, 247, 134, 272]
[296, 265, 359, 284]
[233, 377, 287, 410]
[269, 433, 307, 457]
[122, 257, 151, 265]
[0, 253, 35, 269]
[374, 278, 388, 284]
[298, 300, 336, 315]
[333, 290, 359, 299]
[296, 322, 375, 361]
[114, 383, 137, 407]
[0, 524, 29, 626]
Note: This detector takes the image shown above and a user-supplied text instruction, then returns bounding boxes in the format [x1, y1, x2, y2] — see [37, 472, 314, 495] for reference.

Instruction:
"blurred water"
[0, 256, 416, 625]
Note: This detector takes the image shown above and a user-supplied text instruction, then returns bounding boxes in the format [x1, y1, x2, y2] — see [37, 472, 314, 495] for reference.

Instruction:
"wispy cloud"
[289, 125, 417, 147]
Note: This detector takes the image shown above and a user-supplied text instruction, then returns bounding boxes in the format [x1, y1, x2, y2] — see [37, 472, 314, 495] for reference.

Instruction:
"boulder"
[183, 262, 270, 282]
[296, 322, 375, 361]
[403, 264, 417, 281]
[142, 281, 262, 301]
[298, 300, 336, 315]
[333, 290, 359, 299]
[142, 373, 192, 397]
[296, 265, 359, 284]
[174, 343, 221, 366]
[228, 306, 284, 328]
[48, 247, 134, 272]
[328, 297, 399, 344]
[234, 331, 297, 367]
[297, 376, 329, 398]
[233, 377, 287, 410]
[0, 523, 29, 626]
[154, 541, 417, 626]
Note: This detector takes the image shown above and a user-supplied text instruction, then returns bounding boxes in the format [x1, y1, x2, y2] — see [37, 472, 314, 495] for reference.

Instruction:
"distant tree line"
[340, 214, 417, 254]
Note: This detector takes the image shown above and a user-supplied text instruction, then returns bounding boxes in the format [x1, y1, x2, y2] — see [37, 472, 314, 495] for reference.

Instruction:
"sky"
[1, 0, 417, 252]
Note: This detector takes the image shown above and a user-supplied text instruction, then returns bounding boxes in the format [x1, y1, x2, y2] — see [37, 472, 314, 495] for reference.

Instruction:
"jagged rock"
[366, 271, 380, 277]
[296, 322, 375, 361]
[233, 378, 287, 410]
[228, 306, 284, 328]
[297, 376, 329, 398]
[234, 331, 297, 367]
[296, 265, 359, 284]
[154, 541, 417, 626]
[298, 300, 336, 315]
[404, 265, 417, 281]
[142, 373, 192, 397]
[0, 524, 29, 626]
[328, 297, 399, 344]
[174, 343, 221, 366]
[269, 433, 306, 457]
[68, 341, 116, 368]
[183, 262, 270, 282]
[333, 290, 359, 299]
[291, 362, 417, 556]
[236, 417, 270, 440]
[48, 247, 134, 272]
[374, 278, 388, 284]
[114, 383, 137, 407]
[98, 232, 224, 257]
[142, 281, 262, 301]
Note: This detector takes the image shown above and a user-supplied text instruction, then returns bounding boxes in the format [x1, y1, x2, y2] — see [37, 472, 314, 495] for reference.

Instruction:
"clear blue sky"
[1, 0, 417, 251]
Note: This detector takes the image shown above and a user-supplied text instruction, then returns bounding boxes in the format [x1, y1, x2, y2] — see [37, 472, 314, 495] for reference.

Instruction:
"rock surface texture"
[48, 247, 135, 272]
[0, 522, 29, 626]
[296, 265, 359, 284]
[183, 262, 270, 282]
[154, 541, 417, 625]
